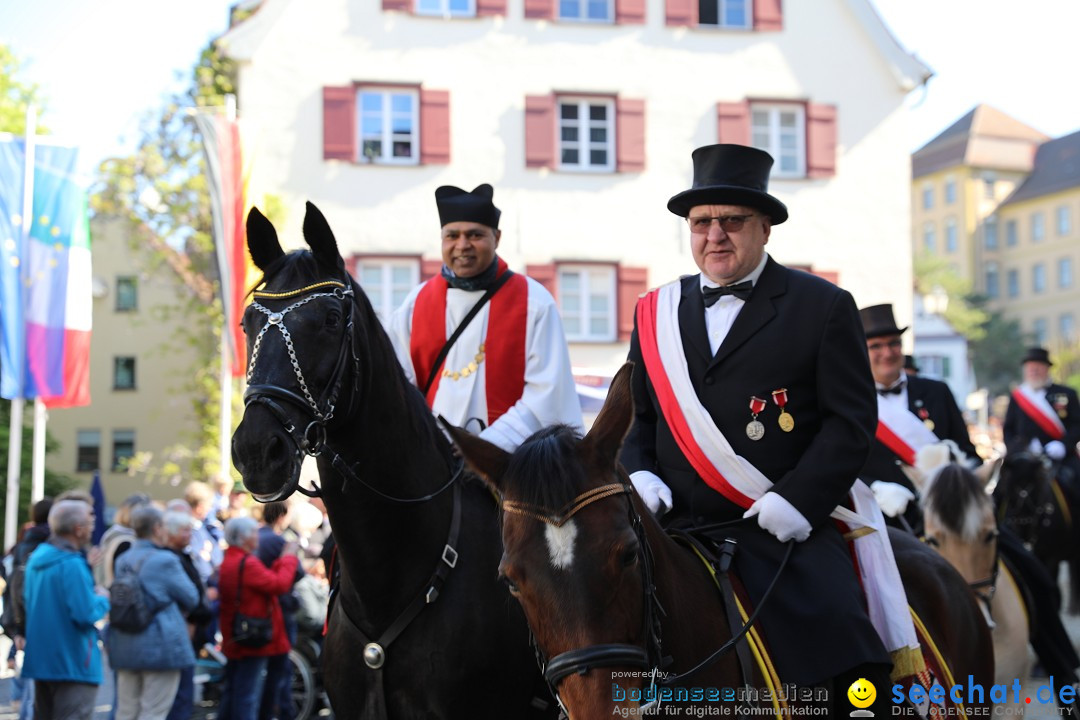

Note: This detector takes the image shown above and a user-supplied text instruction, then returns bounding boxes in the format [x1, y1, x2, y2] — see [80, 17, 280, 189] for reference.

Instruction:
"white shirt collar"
[699, 252, 770, 293]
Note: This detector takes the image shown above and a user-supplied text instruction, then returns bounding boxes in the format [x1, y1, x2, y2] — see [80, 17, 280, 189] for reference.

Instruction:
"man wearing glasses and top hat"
[388, 183, 582, 451]
[620, 143, 914, 714]
[857, 303, 980, 526]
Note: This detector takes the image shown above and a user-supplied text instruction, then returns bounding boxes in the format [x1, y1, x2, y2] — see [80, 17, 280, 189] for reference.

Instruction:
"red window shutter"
[383, 0, 410, 11]
[421, 259, 443, 281]
[665, 0, 695, 26]
[616, 98, 646, 173]
[525, 263, 557, 298]
[477, 0, 507, 16]
[525, 95, 556, 169]
[617, 266, 649, 341]
[716, 101, 750, 144]
[323, 86, 356, 161]
[752, 0, 782, 30]
[616, 0, 646, 24]
[806, 103, 837, 178]
[420, 89, 451, 165]
[524, 0, 555, 19]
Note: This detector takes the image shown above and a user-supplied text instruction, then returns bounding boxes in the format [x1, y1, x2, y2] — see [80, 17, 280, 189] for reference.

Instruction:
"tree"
[913, 254, 988, 339]
[0, 43, 49, 134]
[967, 298, 1029, 397]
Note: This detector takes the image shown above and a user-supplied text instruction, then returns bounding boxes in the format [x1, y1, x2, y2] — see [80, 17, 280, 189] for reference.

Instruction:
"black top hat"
[435, 184, 501, 229]
[667, 144, 788, 224]
[859, 304, 908, 339]
[1021, 347, 1053, 366]
[903, 355, 920, 373]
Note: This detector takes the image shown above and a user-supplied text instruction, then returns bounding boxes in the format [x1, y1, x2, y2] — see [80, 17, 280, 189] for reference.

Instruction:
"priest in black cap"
[388, 184, 582, 450]
[620, 144, 906, 714]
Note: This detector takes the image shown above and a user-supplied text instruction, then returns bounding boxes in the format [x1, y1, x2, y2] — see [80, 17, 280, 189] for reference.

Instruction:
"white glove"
[870, 480, 916, 518]
[629, 471, 673, 516]
[1046, 440, 1067, 461]
[743, 492, 812, 543]
[1028, 438, 1044, 454]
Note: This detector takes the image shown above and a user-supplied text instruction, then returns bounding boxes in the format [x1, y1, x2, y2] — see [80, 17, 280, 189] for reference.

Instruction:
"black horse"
[231, 203, 555, 719]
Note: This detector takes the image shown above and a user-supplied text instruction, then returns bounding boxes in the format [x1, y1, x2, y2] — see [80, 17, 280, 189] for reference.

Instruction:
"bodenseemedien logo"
[848, 677, 876, 717]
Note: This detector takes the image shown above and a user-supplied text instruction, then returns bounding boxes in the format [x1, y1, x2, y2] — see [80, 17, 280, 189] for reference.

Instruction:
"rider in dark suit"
[857, 304, 979, 529]
[1004, 346, 1080, 486]
[620, 144, 892, 712]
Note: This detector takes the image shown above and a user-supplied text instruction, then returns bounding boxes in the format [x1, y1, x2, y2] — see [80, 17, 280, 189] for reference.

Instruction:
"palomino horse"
[447, 364, 994, 718]
[922, 463, 1033, 714]
[996, 451, 1080, 613]
[230, 204, 556, 719]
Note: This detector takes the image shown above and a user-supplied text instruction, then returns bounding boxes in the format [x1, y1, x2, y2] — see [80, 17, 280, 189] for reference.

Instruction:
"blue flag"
[0, 137, 28, 398]
[90, 470, 107, 544]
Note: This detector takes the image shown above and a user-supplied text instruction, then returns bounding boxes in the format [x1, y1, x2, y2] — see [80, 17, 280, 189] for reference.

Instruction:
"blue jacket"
[105, 540, 199, 670]
[22, 539, 110, 684]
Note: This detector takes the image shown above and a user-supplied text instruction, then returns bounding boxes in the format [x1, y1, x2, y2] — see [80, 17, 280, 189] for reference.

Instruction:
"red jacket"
[219, 545, 299, 658]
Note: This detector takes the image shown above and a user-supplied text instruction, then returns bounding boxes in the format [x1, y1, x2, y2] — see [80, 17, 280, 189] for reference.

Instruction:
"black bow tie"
[702, 281, 753, 307]
[878, 383, 905, 396]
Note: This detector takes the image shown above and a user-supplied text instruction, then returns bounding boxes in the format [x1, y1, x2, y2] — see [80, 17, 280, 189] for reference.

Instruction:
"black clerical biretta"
[435, 184, 501, 229]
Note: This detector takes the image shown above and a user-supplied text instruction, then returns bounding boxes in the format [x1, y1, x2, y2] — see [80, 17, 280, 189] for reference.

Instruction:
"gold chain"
[254, 280, 345, 300]
[441, 343, 486, 381]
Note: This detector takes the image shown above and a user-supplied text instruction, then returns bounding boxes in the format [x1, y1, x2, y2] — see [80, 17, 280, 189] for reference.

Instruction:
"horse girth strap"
[502, 483, 630, 527]
[336, 481, 463, 671]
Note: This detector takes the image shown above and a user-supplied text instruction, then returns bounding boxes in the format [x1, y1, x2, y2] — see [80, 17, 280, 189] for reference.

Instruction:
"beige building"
[44, 217, 203, 504]
[912, 104, 1080, 348]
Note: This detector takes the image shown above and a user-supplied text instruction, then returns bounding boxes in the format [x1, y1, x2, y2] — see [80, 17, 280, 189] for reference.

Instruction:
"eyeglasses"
[687, 214, 757, 234]
[866, 339, 903, 352]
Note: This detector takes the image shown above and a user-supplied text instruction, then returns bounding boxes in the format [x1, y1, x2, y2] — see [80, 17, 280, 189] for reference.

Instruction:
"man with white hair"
[22, 500, 110, 720]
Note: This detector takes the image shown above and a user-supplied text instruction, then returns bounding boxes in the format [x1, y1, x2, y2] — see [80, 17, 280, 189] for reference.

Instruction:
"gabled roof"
[1000, 129, 1080, 207]
[912, 105, 1048, 179]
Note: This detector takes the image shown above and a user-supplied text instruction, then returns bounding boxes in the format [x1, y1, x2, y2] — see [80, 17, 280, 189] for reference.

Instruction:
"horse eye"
[325, 309, 342, 328]
[924, 536, 939, 548]
[620, 545, 639, 569]
[500, 575, 520, 596]
[984, 529, 999, 544]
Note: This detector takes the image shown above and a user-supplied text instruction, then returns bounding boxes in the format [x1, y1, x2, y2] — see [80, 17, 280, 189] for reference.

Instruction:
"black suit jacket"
[861, 375, 979, 491]
[1004, 383, 1080, 478]
[620, 258, 888, 684]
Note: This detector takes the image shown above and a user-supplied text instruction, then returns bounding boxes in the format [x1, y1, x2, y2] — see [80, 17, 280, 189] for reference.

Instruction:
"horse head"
[445, 364, 660, 716]
[232, 203, 388, 501]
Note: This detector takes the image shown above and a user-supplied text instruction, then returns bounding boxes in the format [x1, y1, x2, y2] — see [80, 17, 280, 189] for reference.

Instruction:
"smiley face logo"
[847, 677, 876, 709]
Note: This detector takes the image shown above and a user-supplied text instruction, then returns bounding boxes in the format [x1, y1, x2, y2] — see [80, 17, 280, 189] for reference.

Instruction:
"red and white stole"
[409, 258, 528, 426]
[636, 281, 918, 656]
[875, 396, 940, 466]
[1011, 384, 1066, 440]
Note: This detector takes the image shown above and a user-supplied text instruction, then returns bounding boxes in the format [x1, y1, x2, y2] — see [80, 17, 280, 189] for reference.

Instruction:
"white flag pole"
[32, 398, 47, 502]
[4, 106, 35, 550]
[219, 94, 237, 486]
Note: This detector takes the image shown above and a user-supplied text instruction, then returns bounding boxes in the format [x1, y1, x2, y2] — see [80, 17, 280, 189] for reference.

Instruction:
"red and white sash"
[410, 258, 528, 425]
[875, 396, 941, 466]
[636, 282, 918, 657]
[1011, 385, 1066, 440]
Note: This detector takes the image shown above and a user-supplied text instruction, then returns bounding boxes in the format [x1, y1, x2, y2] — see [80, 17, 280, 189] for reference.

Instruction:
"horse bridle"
[924, 528, 1001, 622]
[501, 482, 665, 711]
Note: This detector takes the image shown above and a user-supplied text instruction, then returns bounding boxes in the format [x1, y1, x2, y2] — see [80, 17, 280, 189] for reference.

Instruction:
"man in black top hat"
[857, 303, 979, 525]
[388, 184, 582, 451]
[620, 144, 900, 713]
[1004, 347, 1080, 484]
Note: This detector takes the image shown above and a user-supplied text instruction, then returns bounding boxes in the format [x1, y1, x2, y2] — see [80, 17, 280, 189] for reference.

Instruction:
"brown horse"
[447, 363, 994, 718]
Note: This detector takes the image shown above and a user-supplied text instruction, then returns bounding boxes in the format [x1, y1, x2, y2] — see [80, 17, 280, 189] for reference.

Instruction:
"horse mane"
[923, 463, 992, 542]
[503, 425, 587, 511]
[260, 249, 449, 457]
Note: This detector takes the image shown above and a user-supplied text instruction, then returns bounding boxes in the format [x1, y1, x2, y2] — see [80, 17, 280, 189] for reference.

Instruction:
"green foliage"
[1048, 340, 1080, 391]
[913, 255, 989, 340]
[967, 296, 1029, 397]
[0, 44, 49, 134]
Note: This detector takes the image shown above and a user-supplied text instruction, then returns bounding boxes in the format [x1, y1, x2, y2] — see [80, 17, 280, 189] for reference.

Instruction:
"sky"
[2, 0, 1079, 179]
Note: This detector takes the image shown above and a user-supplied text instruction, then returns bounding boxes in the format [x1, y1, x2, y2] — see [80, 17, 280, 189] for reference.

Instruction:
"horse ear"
[246, 207, 285, 271]
[439, 417, 510, 492]
[974, 456, 1004, 488]
[583, 362, 635, 465]
[302, 202, 346, 273]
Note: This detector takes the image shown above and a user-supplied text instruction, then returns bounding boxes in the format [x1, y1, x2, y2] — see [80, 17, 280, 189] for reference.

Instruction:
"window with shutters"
[560, 0, 612, 21]
[112, 430, 136, 472]
[750, 104, 805, 178]
[77, 430, 100, 473]
[558, 98, 616, 172]
[558, 265, 617, 342]
[698, 0, 749, 27]
[416, 0, 475, 15]
[356, 258, 421, 323]
[359, 89, 419, 165]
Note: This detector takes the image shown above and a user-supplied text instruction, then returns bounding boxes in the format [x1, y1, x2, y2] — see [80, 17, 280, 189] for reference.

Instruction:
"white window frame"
[415, 0, 475, 17]
[356, 88, 420, 166]
[356, 258, 420, 323]
[558, 0, 613, 22]
[750, 104, 805, 179]
[1057, 206, 1072, 236]
[557, 264, 617, 342]
[557, 97, 616, 173]
[698, 0, 751, 28]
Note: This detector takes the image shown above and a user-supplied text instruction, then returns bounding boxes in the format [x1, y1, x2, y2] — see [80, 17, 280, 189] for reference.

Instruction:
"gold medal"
[778, 411, 794, 432]
[746, 420, 765, 441]
[923, 419, 935, 431]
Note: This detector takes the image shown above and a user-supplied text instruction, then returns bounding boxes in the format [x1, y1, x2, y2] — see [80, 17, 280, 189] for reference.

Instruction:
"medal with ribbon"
[772, 388, 794, 432]
[916, 405, 935, 432]
[747, 396, 767, 441]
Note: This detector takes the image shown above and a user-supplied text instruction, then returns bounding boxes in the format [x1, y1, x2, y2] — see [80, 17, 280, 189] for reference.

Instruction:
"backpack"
[109, 553, 158, 633]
